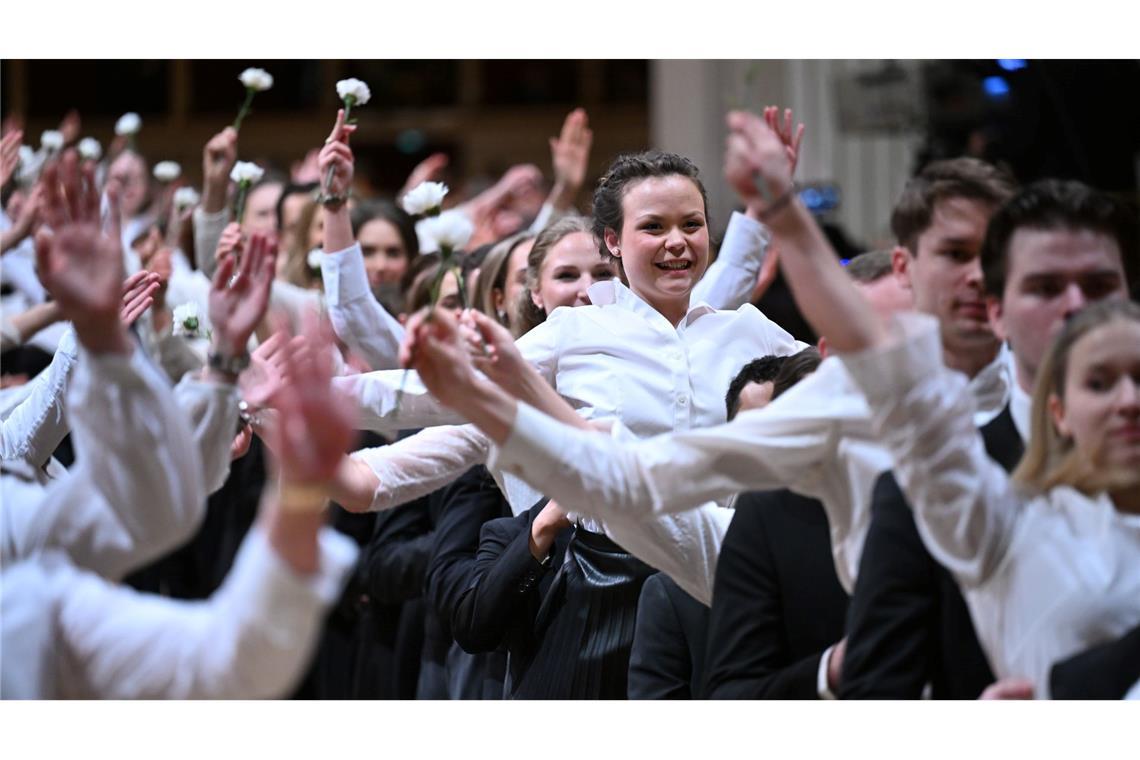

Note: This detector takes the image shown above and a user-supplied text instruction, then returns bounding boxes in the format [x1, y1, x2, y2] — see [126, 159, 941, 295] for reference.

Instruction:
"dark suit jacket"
[628, 573, 710, 699]
[450, 499, 565, 659]
[424, 465, 512, 699]
[702, 489, 849, 699]
[840, 405, 1023, 699]
[1050, 624, 1140, 699]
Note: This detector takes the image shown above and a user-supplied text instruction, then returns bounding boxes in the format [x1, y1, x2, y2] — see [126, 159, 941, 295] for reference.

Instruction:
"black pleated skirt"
[507, 526, 656, 699]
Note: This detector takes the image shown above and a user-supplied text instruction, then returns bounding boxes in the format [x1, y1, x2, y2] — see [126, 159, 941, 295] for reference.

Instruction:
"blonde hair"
[473, 232, 535, 330]
[1013, 299, 1140, 494]
[513, 215, 596, 337]
[279, 198, 322, 289]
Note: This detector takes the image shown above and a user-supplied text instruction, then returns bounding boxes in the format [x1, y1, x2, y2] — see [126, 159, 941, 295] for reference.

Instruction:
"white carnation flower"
[239, 67, 274, 92]
[336, 78, 372, 106]
[173, 186, 201, 210]
[18, 145, 35, 167]
[77, 137, 102, 161]
[17, 145, 41, 183]
[172, 302, 202, 337]
[40, 130, 64, 152]
[153, 161, 181, 182]
[417, 210, 473, 255]
[115, 112, 142, 136]
[307, 248, 324, 270]
[230, 161, 265, 186]
[400, 181, 449, 217]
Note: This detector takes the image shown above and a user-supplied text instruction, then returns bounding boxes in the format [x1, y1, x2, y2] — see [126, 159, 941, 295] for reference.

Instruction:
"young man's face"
[896, 196, 997, 354]
[989, 226, 1129, 389]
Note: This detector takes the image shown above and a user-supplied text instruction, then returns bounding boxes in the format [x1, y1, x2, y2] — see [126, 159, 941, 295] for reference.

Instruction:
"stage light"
[996, 59, 1028, 72]
[983, 76, 1011, 97]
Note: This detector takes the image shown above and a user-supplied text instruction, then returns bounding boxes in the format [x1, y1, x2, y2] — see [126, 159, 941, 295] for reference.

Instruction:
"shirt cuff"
[236, 526, 360, 621]
[319, 243, 370, 306]
[488, 401, 574, 495]
[718, 210, 771, 269]
[817, 644, 837, 699]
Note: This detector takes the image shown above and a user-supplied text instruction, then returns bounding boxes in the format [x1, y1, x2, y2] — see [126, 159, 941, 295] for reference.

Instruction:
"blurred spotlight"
[396, 129, 427, 154]
[983, 76, 1011, 98]
[996, 59, 1028, 72]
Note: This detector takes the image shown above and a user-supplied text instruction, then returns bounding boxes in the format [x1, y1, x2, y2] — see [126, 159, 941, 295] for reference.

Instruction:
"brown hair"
[279, 197, 322, 289]
[513, 215, 598, 337]
[844, 250, 895, 284]
[591, 150, 709, 262]
[1013, 299, 1140, 494]
[890, 157, 1016, 254]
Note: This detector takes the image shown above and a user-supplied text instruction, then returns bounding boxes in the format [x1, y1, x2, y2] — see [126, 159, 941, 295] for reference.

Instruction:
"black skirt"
[507, 526, 656, 699]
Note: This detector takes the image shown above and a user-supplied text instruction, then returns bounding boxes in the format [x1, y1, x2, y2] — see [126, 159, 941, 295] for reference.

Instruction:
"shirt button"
[677, 395, 688, 406]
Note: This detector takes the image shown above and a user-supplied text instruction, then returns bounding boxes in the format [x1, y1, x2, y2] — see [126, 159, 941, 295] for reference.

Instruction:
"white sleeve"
[489, 362, 858, 524]
[0, 328, 78, 468]
[172, 373, 240, 496]
[351, 423, 490, 511]
[320, 243, 406, 370]
[192, 206, 230, 280]
[57, 526, 357, 699]
[691, 211, 771, 311]
[333, 369, 467, 435]
[839, 313, 1022, 588]
[1, 345, 206, 581]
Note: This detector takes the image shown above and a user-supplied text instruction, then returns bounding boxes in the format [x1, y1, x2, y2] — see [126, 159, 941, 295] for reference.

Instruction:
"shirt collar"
[586, 279, 717, 329]
[968, 341, 1014, 422]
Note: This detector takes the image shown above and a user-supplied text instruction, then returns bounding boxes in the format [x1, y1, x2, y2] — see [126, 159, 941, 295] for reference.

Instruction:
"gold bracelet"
[278, 480, 330, 513]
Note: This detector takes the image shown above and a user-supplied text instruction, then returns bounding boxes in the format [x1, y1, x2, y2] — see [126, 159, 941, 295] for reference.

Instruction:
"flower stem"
[233, 182, 250, 227]
[233, 89, 256, 132]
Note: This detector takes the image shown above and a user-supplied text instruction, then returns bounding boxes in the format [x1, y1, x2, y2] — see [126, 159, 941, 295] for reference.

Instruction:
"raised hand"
[763, 106, 806, 177]
[399, 152, 449, 201]
[461, 308, 528, 394]
[724, 110, 798, 210]
[239, 330, 305, 410]
[202, 126, 238, 213]
[319, 108, 357, 198]
[209, 230, 277, 356]
[290, 147, 322, 185]
[119, 270, 162, 327]
[265, 310, 356, 485]
[33, 151, 130, 354]
[549, 108, 592, 208]
[400, 306, 480, 410]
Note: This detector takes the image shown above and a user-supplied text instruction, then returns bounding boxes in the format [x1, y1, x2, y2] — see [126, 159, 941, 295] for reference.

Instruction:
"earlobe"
[1048, 393, 1070, 438]
[891, 246, 913, 291]
[817, 336, 829, 359]
[604, 228, 621, 258]
[530, 288, 543, 311]
[986, 296, 1007, 342]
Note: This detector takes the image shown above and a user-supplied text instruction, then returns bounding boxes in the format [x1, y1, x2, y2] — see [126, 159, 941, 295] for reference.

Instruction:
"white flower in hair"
[40, 130, 64, 152]
[153, 161, 182, 183]
[77, 137, 102, 161]
[115, 112, 142, 136]
[230, 161, 265, 185]
[417, 209, 473, 255]
[335, 78, 372, 107]
[401, 181, 449, 217]
[173, 186, 201, 210]
[172, 302, 203, 338]
[238, 68, 274, 92]
[307, 248, 323, 271]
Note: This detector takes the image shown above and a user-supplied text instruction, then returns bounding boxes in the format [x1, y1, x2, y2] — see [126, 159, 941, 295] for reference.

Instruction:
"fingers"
[105, 182, 122, 241]
[34, 229, 54, 282]
[237, 232, 262, 284]
[212, 250, 236, 292]
[38, 162, 67, 231]
[121, 270, 150, 295]
[252, 330, 286, 360]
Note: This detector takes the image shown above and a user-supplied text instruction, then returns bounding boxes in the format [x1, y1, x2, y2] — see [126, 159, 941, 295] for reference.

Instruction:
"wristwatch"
[208, 347, 250, 377]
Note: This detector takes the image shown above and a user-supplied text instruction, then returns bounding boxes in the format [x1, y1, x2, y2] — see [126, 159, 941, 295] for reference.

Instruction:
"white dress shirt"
[841, 313, 1140, 698]
[1, 345, 206, 582]
[1, 328, 78, 468]
[489, 337, 1011, 595]
[0, 527, 357, 699]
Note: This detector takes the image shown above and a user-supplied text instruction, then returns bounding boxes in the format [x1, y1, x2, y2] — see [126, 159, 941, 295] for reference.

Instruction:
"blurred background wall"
[4, 59, 1138, 249]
